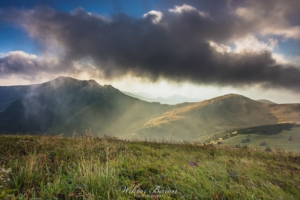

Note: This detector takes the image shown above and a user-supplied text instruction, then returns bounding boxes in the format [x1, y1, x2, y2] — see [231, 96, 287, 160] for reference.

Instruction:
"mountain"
[136, 94, 300, 141]
[1, 77, 300, 142]
[124, 92, 203, 105]
[0, 85, 33, 109]
[0, 77, 171, 135]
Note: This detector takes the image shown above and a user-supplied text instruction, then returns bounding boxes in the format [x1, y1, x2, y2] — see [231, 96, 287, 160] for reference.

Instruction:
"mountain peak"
[52, 76, 78, 82]
[211, 93, 250, 101]
[47, 76, 101, 87]
[222, 93, 244, 98]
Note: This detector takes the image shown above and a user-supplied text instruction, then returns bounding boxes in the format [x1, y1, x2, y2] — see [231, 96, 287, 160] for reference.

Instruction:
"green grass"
[218, 127, 300, 152]
[0, 135, 300, 199]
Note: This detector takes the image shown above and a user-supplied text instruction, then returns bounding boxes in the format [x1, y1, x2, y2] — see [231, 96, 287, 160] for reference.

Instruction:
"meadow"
[0, 135, 300, 199]
[217, 126, 300, 152]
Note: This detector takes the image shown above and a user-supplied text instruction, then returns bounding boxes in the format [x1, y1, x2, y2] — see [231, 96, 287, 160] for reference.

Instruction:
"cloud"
[233, 0, 300, 40]
[0, 51, 39, 76]
[2, 3, 300, 91]
[0, 50, 103, 82]
[143, 10, 163, 23]
[233, 35, 277, 53]
[168, 4, 208, 17]
[0, 53, 6, 58]
[209, 41, 232, 54]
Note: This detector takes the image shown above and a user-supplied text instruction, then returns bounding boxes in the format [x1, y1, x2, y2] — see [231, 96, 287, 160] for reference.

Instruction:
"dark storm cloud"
[0, 51, 40, 77]
[2, 2, 300, 90]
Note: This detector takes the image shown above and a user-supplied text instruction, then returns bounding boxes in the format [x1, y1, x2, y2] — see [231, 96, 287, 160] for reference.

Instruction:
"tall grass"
[0, 135, 300, 199]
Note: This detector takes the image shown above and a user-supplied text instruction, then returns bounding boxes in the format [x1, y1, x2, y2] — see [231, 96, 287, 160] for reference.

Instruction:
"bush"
[260, 141, 267, 146]
[241, 138, 250, 143]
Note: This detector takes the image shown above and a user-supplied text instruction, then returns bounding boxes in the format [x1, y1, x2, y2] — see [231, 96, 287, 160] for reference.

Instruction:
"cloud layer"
[1, 1, 300, 91]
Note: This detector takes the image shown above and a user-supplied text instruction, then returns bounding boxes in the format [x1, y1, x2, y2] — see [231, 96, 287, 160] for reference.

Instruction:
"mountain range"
[123, 92, 203, 105]
[1, 77, 300, 142]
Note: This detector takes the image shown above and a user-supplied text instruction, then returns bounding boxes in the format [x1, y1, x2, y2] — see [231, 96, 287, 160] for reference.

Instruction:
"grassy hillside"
[0, 135, 300, 199]
[53, 95, 171, 137]
[210, 124, 300, 152]
[268, 103, 300, 123]
[137, 94, 277, 141]
[136, 94, 300, 141]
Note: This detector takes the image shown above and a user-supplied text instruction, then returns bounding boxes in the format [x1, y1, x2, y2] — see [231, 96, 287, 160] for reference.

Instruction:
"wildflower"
[189, 161, 198, 167]
[228, 171, 239, 181]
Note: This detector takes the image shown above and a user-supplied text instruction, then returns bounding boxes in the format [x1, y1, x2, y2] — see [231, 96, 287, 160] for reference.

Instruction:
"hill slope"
[136, 94, 300, 141]
[51, 92, 172, 137]
[0, 77, 171, 135]
[0, 85, 34, 110]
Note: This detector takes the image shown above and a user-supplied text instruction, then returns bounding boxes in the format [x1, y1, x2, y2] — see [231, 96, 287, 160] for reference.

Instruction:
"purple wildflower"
[189, 161, 198, 167]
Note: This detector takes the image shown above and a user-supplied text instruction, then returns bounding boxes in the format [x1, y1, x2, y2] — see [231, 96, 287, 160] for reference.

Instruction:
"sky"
[0, 0, 300, 103]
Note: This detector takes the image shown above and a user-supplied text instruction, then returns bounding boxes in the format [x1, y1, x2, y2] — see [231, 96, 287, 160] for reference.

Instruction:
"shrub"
[241, 138, 250, 143]
[260, 141, 267, 146]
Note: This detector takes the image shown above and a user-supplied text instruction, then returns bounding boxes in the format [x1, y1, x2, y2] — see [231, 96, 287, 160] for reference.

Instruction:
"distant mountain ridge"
[124, 92, 203, 105]
[0, 77, 299, 142]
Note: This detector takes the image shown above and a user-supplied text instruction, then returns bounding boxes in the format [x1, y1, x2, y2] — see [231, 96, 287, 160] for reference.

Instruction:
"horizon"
[0, 0, 300, 103]
[1, 75, 299, 104]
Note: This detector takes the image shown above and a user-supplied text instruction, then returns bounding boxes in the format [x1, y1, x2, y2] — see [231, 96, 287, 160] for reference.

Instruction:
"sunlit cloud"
[209, 41, 232, 54]
[169, 4, 208, 17]
[233, 35, 277, 53]
[143, 10, 163, 23]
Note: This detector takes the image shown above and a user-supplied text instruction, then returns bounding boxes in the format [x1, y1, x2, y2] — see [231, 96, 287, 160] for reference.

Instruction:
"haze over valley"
[1, 77, 300, 151]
